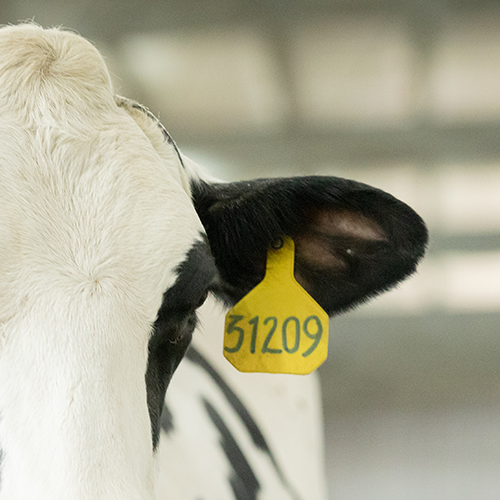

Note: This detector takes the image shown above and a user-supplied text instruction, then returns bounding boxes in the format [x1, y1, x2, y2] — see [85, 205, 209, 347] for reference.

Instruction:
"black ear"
[192, 176, 428, 316]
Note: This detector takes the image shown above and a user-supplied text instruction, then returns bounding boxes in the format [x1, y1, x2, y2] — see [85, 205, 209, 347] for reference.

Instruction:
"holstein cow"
[0, 24, 427, 500]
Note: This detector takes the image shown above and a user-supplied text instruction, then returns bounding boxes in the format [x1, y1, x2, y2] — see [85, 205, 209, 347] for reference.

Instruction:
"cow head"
[0, 24, 427, 498]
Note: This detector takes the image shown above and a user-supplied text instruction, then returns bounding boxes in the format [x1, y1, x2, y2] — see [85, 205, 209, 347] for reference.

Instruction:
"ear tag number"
[223, 237, 328, 374]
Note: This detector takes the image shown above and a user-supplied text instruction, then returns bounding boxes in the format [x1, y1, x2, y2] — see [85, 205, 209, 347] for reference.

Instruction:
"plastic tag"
[223, 236, 329, 374]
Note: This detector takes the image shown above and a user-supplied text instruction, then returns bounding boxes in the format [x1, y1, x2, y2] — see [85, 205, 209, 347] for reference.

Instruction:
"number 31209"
[224, 315, 324, 357]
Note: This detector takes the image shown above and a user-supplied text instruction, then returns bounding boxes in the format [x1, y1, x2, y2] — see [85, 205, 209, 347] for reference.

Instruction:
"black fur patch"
[204, 398, 260, 500]
[146, 239, 217, 450]
[186, 347, 301, 500]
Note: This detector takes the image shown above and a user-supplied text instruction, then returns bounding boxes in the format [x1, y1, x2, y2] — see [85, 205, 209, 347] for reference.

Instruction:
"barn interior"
[2, 1, 499, 498]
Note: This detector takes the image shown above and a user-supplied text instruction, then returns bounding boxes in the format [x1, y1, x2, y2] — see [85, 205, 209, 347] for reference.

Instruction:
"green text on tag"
[223, 236, 329, 374]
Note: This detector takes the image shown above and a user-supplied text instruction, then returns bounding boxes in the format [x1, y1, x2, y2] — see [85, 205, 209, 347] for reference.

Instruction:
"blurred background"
[2, 1, 499, 498]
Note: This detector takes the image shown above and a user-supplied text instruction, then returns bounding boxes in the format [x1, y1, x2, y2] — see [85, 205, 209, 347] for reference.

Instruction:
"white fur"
[0, 24, 204, 499]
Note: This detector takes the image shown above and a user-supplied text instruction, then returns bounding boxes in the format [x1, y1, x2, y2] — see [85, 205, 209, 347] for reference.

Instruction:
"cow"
[0, 24, 427, 499]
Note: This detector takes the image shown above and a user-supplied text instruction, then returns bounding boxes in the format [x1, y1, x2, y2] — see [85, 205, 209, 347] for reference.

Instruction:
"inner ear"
[292, 207, 388, 273]
[306, 207, 387, 241]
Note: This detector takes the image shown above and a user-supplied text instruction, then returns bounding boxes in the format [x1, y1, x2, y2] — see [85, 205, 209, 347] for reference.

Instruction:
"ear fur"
[192, 176, 428, 315]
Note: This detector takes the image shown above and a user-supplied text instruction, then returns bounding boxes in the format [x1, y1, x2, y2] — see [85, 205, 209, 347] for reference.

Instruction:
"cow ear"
[192, 176, 428, 316]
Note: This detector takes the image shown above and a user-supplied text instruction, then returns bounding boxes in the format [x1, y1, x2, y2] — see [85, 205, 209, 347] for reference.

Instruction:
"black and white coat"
[0, 24, 427, 500]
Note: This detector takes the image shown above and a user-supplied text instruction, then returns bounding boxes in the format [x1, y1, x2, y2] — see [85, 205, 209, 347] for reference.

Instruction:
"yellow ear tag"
[223, 236, 328, 375]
